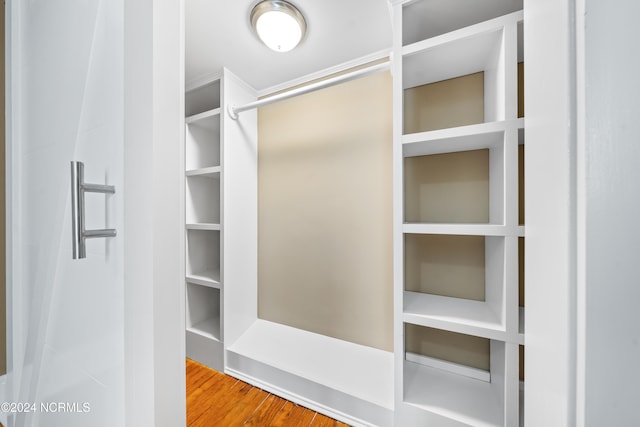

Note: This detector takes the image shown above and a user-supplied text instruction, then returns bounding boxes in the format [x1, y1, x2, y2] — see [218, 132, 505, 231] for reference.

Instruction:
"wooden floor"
[187, 358, 351, 427]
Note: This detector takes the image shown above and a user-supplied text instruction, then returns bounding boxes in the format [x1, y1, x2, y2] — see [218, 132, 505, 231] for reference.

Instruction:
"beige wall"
[404, 149, 489, 223]
[258, 70, 393, 351]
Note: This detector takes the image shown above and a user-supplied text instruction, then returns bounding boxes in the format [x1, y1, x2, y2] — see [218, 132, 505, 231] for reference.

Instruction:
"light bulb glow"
[256, 11, 302, 52]
[251, 1, 306, 53]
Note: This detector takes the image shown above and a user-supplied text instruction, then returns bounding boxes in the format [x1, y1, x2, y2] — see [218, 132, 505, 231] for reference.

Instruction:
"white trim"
[257, 48, 391, 97]
[405, 352, 491, 383]
[574, 0, 586, 425]
[5, 0, 20, 415]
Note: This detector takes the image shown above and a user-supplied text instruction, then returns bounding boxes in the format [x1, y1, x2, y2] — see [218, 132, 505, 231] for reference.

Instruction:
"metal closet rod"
[227, 61, 390, 120]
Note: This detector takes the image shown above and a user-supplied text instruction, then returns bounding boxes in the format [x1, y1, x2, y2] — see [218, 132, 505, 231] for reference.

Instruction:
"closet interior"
[183, 1, 525, 426]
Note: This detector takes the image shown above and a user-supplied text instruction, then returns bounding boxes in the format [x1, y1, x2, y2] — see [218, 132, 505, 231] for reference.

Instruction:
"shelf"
[404, 148, 496, 224]
[187, 316, 221, 341]
[403, 120, 520, 156]
[403, 223, 523, 236]
[186, 107, 220, 124]
[403, 291, 507, 341]
[402, 12, 523, 128]
[186, 166, 221, 177]
[186, 283, 221, 341]
[185, 79, 221, 117]
[226, 319, 394, 410]
[186, 268, 221, 289]
[405, 234, 507, 331]
[186, 112, 221, 171]
[404, 360, 504, 427]
[402, 22, 504, 89]
[186, 229, 220, 280]
[402, 0, 523, 45]
[186, 174, 220, 224]
[186, 223, 220, 231]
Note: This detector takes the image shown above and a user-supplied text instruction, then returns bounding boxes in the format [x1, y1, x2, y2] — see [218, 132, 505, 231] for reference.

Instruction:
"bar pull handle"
[71, 161, 117, 259]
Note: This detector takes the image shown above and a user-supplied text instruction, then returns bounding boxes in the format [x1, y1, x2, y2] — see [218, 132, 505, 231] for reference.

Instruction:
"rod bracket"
[227, 104, 238, 120]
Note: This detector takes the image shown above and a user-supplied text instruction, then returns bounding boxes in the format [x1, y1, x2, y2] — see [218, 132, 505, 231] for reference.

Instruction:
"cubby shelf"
[404, 360, 504, 427]
[186, 110, 221, 171]
[186, 282, 221, 340]
[403, 23, 504, 90]
[185, 79, 221, 117]
[187, 316, 221, 341]
[402, 0, 524, 46]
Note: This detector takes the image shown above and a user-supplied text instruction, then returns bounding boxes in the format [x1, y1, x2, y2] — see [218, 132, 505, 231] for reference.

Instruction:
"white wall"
[577, 0, 640, 425]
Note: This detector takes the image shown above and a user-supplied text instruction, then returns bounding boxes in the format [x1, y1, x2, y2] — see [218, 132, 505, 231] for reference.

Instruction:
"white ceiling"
[185, 0, 393, 93]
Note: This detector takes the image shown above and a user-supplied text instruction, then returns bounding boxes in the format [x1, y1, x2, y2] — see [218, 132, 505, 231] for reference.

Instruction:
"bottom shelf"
[186, 283, 221, 340]
[404, 360, 504, 427]
[227, 319, 393, 409]
[187, 315, 221, 341]
[226, 319, 394, 426]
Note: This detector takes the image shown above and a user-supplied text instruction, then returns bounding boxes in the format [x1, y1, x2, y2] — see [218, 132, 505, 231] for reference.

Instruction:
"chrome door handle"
[70, 161, 117, 259]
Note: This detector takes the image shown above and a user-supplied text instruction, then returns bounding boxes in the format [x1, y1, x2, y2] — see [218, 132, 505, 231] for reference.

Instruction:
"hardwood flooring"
[187, 358, 351, 427]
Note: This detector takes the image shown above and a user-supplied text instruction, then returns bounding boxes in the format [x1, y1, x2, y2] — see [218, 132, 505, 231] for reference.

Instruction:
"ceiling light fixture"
[250, 0, 307, 53]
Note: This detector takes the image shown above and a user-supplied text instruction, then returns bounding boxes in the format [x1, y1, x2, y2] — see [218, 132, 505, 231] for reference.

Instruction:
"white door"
[7, 0, 126, 426]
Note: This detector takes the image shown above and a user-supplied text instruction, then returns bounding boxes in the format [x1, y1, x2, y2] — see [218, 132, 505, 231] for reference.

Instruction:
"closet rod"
[227, 61, 390, 120]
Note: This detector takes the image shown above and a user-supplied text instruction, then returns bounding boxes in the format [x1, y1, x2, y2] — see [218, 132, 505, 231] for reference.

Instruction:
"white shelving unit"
[184, 77, 224, 371]
[392, 1, 524, 426]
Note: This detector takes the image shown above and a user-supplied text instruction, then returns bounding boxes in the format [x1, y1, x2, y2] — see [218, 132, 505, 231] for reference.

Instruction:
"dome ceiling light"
[250, 0, 307, 53]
